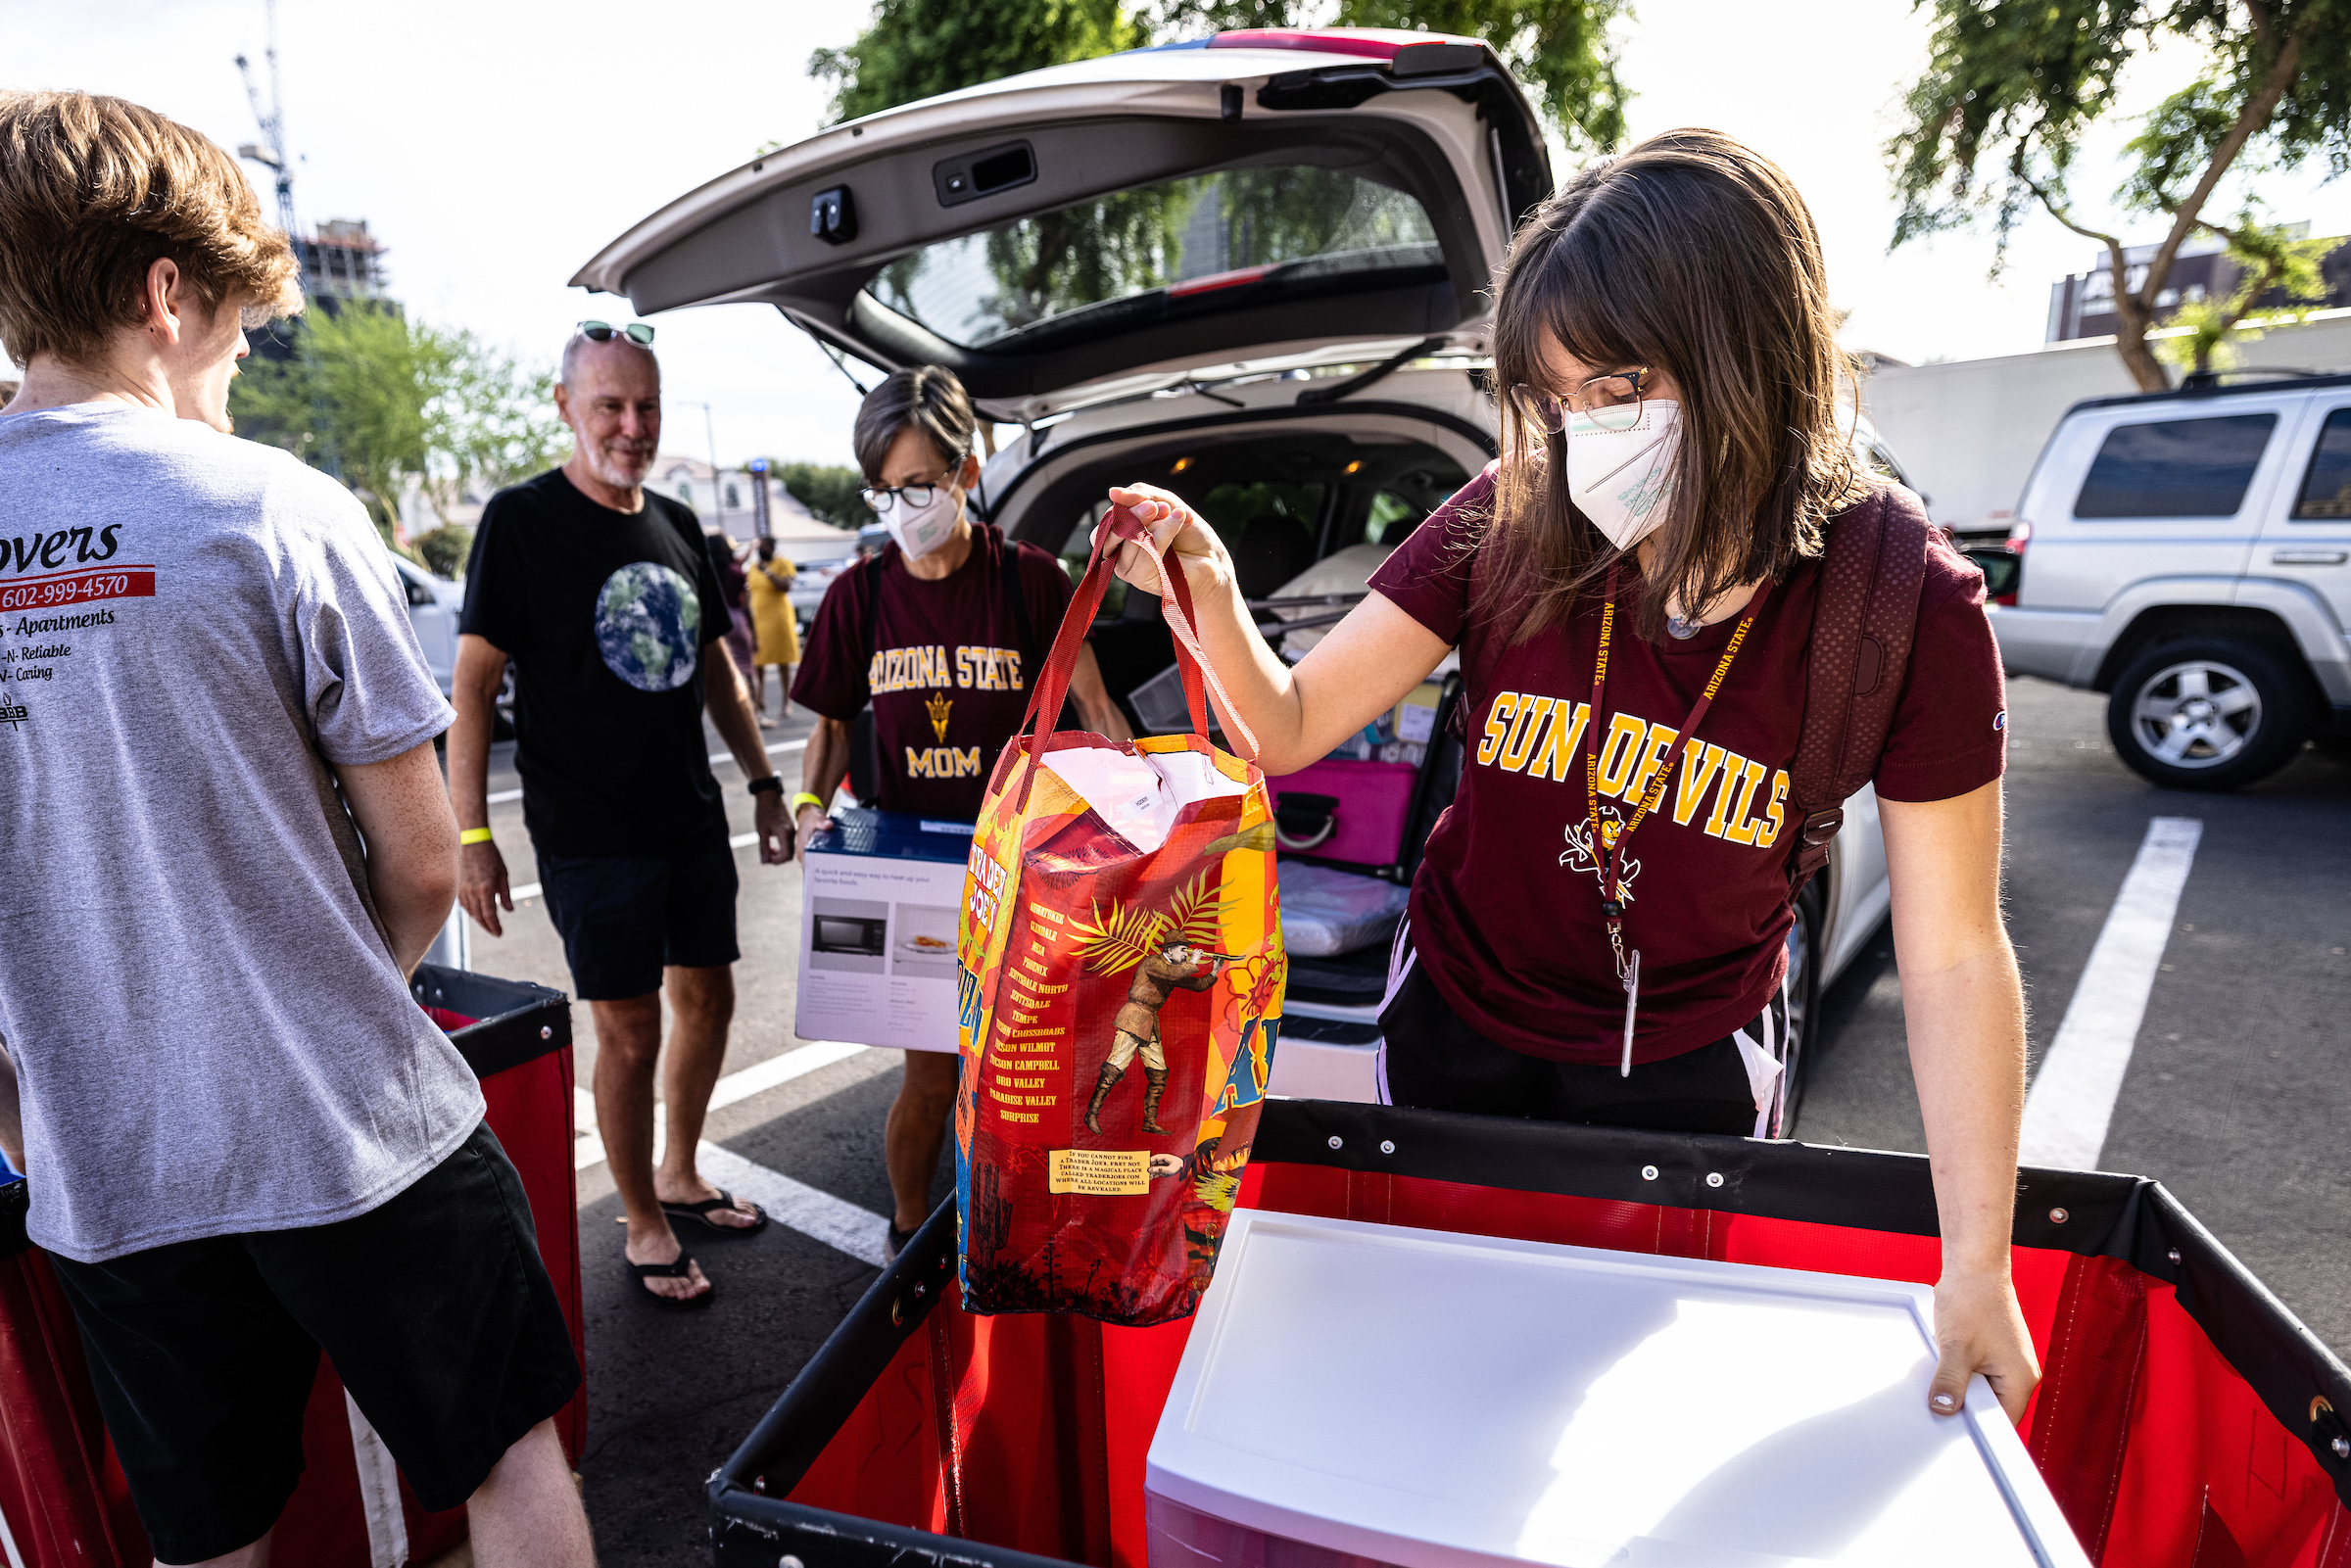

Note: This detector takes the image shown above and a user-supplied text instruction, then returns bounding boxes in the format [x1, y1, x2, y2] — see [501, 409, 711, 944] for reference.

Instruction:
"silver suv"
[1988, 371, 2351, 789]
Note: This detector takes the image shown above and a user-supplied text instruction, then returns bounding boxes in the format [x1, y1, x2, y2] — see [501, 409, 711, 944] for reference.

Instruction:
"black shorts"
[1376, 927, 1791, 1137]
[48, 1122, 580, 1563]
[538, 832, 741, 1001]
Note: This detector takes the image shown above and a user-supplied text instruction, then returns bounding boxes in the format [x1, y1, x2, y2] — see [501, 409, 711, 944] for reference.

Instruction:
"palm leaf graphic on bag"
[1069, 870, 1230, 974]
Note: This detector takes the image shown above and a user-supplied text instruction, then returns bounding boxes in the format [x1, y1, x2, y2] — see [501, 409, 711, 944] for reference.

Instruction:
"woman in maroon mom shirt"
[791, 365, 1129, 1260]
[1097, 130, 2040, 1425]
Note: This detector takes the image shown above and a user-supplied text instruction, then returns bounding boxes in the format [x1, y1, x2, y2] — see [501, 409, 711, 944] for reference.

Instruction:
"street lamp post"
[673, 399, 728, 532]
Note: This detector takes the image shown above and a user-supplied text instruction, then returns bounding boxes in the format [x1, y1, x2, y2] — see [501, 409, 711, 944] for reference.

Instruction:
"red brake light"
[1168, 263, 1278, 299]
[1995, 519, 2028, 607]
[1206, 28, 1481, 59]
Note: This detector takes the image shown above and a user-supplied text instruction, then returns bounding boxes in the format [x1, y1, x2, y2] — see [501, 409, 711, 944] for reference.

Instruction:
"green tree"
[810, 0, 1627, 154]
[234, 304, 433, 543]
[410, 525, 475, 579]
[421, 330, 569, 517]
[775, 461, 874, 529]
[809, 0, 1144, 124]
[1151, 0, 1628, 152]
[1887, 0, 2351, 392]
[233, 309, 566, 546]
[2156, 224, 2338, 373]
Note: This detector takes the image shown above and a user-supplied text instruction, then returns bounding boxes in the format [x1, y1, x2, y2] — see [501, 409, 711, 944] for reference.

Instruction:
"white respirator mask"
[1564, 399, 1682, 551]
[886, 483, 963, 561]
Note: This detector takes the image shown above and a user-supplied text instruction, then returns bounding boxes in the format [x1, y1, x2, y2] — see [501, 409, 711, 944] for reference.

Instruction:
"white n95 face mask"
[1565, 398, 1681, 551]
[887, 485, 962, 561]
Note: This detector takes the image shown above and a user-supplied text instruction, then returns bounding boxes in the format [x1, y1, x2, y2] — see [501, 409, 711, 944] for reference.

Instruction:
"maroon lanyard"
[1582, 566, 1770, 1073]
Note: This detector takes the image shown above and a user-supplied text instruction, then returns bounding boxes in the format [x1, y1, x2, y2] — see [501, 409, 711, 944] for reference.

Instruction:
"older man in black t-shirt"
[450, 325, 789, 1312]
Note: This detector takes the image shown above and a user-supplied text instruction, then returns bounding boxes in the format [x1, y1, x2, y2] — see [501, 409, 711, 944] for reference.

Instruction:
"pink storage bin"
[1267, 758, 1417, 868]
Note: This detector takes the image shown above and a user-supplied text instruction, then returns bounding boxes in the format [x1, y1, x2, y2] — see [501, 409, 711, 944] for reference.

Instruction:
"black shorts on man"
[47, 1122, 580, 1565]
[538, 832, 742, 1000]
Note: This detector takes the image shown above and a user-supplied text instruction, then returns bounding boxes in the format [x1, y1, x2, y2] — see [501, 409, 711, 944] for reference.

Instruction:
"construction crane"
[232, 0, 341, 479]
[233, 0, 300, 276]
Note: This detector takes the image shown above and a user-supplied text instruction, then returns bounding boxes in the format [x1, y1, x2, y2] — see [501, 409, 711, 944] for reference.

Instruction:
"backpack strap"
[1785, 484, 1932, 895]
[857, 549, 888, 678]
[996, 529, 1039, 668]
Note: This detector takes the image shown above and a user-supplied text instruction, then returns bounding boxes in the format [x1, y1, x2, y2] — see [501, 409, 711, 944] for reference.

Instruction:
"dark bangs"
[1483, 128, 1866, 643]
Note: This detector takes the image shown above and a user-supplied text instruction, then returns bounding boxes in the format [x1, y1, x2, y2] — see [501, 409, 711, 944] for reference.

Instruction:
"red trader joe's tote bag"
[955, 506, 1286, 1326]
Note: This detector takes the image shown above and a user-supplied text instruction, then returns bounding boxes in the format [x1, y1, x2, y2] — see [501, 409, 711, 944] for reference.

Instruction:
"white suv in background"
[1988, 371, 2351, 789]
[392, 551, 461, 695]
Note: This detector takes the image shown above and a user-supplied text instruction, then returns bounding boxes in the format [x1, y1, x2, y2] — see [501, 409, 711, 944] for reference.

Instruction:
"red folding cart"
[712, 1101, 2351, 1568]
[0, 965, 582, 1568]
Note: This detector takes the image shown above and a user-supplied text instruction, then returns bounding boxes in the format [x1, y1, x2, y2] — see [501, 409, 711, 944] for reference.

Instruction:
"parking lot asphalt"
[453, 675, 2350, 1565]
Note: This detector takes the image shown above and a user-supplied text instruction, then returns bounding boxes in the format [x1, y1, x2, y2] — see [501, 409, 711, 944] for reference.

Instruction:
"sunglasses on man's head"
[576, 319, 655, 346]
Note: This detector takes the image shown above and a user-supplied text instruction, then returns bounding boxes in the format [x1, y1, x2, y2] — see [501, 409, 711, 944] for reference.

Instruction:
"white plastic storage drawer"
[1145, 1210, 2086, 1568]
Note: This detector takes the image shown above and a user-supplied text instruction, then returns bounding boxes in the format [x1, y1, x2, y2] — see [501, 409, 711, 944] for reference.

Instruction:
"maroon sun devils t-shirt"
[793, 523, 1077, 821]
[1367, 467, 2007, 1066]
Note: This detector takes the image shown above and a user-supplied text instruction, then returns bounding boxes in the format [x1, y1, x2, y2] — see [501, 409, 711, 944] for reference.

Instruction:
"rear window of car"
[2291, 408, 2351, 518]
[867, 166, 1440, 352]
[2073, 413, 2277, 518]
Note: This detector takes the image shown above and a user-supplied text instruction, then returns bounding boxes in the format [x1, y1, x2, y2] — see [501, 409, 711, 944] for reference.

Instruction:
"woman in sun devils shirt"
[1096, 130, 2039, 1426]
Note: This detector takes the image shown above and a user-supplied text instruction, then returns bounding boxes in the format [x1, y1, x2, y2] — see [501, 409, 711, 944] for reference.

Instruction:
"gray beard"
[580, 445, 653, 493]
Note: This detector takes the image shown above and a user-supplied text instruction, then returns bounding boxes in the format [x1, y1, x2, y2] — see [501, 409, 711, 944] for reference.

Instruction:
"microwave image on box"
[807, 896, 889, 974]
[815, 915, 888, 957]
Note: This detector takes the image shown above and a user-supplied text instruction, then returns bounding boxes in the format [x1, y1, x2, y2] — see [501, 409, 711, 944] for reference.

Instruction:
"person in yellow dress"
[744, 536, 801, 722]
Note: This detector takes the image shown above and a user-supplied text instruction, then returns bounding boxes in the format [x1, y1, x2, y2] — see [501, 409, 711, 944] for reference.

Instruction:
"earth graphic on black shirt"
[595, 562, 700, 691]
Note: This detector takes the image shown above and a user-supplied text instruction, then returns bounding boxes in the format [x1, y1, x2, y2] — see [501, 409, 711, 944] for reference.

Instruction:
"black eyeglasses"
[860, 466, 963, 514]
[1508, 366, 1650, 436]
[576, 319, 655, 346]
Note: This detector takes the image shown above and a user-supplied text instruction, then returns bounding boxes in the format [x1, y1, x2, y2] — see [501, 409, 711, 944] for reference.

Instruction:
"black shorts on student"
[1378, 956, 1783, 1135]
[537, 831, 741, 1001]
[48, 1122, 579, 1564]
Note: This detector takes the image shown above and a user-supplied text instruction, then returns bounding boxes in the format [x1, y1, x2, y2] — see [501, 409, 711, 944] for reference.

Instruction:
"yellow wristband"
[792, 792, 825, 813]
[459, 828, 495, 845]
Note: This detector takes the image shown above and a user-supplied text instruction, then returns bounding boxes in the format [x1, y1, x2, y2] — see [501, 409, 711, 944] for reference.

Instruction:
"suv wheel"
[2106, 638, 2313, 791]
[1771, 879, 1825, 1139]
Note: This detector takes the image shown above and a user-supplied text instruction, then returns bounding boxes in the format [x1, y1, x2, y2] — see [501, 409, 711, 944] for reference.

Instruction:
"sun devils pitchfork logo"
[926, 691, 952, 742]
[1561, 805, 1640, 902]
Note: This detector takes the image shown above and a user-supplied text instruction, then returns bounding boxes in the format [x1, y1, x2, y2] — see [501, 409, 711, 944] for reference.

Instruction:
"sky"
[9, 0, 2351, 468]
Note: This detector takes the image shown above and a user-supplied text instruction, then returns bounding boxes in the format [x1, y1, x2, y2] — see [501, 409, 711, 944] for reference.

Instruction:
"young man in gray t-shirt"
[0, 91, 593, 1565]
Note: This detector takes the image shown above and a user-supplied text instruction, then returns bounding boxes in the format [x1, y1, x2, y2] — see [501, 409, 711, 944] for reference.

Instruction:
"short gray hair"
[560, 328, 657, 389]
[853, 365, 974, 482]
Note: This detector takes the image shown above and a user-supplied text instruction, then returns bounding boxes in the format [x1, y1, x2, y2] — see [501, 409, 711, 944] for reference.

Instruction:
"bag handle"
[1003, 506, 1259, 812]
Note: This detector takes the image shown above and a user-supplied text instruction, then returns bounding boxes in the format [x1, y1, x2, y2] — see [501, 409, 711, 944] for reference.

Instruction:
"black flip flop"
[659, 1190, 769, 1238]
[624, 1253, 715, 1311]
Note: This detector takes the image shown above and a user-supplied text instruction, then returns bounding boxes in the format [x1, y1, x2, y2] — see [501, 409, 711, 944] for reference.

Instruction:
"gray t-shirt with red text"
[0, 403, 481, 1262]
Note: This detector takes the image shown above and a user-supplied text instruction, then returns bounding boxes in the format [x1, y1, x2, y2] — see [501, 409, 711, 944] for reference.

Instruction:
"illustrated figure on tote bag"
[1088, 940, 1229, 1134]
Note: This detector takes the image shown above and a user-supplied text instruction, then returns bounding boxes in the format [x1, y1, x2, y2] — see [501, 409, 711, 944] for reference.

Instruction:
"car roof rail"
[2178, 366, 2327, 393]
[2065, 366, 2351, 417]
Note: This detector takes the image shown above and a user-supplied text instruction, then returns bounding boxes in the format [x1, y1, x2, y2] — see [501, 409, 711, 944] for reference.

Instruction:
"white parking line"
[0, 1492, 28, 1568]
[573, 1040, 892, 1266]
[696, 1141, 890, 1266]
[573, 1040, 872, 1166]
[2018, 816, 2203, 1170]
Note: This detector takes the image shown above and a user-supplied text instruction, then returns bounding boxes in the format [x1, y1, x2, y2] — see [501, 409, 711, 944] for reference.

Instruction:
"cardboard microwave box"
[796, 808, 972, 1052]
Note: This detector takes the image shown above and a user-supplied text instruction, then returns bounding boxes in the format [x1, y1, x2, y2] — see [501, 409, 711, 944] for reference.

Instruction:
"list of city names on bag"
[982, 900, 1074, 1142]
[1047, 1148, 1150, 1196]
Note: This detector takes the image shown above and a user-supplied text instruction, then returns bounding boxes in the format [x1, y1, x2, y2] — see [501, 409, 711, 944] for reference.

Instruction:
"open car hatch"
[571, 30, 1550, 422]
